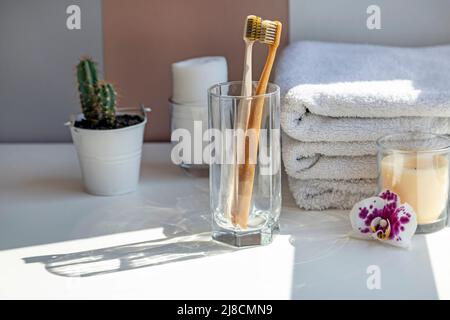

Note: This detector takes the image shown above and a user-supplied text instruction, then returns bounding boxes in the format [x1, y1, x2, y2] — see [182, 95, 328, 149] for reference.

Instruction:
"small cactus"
[76, 57, 117, 126]
[95, 81, 117, 126]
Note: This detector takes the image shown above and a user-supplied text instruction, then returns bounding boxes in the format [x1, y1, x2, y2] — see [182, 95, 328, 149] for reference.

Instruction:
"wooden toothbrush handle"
[225, 41, 253, 224]
[241, 41, 253, 97]
[237, 45, 278, 228]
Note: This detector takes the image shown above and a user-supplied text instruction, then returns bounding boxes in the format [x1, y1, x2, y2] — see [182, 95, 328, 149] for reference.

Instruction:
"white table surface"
[0, 143, 449, 299]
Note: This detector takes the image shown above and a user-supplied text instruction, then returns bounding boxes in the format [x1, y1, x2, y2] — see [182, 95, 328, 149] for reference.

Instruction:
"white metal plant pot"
[67, 107, 150, 196]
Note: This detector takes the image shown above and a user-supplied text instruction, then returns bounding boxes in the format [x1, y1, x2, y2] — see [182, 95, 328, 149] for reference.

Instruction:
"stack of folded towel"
[275, 41, 450, 210]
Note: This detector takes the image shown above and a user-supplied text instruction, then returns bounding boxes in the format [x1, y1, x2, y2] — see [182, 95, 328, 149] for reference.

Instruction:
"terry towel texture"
[277, 41, 450, 118]
[282, 134, 377, 180]
[277, 41, 450, 210]
[288, 177, 378, 210]
[282, 133, 376, 157]
[282, 111, 450, 142]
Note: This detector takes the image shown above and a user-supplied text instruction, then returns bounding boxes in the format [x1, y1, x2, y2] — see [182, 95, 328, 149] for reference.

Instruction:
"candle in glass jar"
[380, 154, 449, 225]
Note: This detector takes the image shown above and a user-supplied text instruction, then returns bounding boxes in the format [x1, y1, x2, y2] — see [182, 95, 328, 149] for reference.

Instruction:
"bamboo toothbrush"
[236, 19, 282, 228]
[223, 15, 262, 224]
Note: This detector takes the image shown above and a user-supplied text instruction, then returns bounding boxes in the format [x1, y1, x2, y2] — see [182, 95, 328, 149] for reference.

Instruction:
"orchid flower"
[349, 190, 417, 248]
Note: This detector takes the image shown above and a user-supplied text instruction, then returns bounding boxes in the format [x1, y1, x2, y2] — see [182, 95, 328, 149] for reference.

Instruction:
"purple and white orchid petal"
[378, 190, 400, 207]
[382, 203, 417, 248]
[349, 196, 390, 239]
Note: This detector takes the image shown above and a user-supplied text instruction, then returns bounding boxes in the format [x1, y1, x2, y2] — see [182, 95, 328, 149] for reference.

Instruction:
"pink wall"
[103, 0, 289, 141]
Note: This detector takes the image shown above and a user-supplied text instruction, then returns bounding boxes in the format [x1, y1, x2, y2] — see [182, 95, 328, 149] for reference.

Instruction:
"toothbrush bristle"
[259, 20, 279, 45]
[244, 15, 262, 41]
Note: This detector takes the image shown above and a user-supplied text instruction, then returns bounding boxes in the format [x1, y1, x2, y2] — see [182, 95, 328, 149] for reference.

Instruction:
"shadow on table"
[23, 231, 236, 277]
[23, 183, 240, 277]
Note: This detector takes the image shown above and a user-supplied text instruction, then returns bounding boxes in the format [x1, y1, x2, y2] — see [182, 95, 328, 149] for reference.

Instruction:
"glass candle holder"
[208, 81, 281, 246]
[377, 132, 450, 233]
[169, 99, 209, 175]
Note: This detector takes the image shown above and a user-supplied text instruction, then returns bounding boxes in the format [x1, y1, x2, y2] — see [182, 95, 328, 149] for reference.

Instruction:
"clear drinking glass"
[377, 132, 450, 233]
[208, 81, 281, 246]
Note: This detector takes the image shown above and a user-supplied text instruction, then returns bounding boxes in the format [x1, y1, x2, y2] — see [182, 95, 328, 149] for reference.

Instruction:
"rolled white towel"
[288, 177, 377, 210]
[282, 132, 377, 180]
[283, 153, 377, 180]
[282, 133, 376, 158]
[275, 41, 450, 118]
[281, 111, 450, 142]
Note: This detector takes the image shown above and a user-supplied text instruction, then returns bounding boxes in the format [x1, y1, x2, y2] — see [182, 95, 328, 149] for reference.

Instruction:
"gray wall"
[1, 1, 450, 142]
[290, 0, 450, 46]
[0, 0, 103, 142]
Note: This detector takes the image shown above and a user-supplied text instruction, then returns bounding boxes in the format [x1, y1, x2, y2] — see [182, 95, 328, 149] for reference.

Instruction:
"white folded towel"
[283, 133, 376, 157]
[288, 177, 377, 210]
[282, 111, 450, 142]
[282, 134, 377, 180]
[276, 41, 450, 118]
[284, 154, 377, 180]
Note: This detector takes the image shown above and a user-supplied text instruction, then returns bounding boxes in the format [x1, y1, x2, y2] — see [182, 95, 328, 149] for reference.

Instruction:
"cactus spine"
[76, 57, 117, 126]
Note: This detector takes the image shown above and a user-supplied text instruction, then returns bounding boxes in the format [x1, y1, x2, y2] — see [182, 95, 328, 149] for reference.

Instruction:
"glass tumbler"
[377, 132, 450, 233]
[208, 81, 281, 246]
